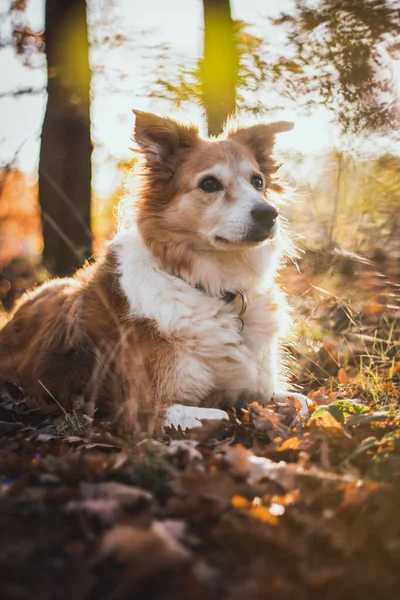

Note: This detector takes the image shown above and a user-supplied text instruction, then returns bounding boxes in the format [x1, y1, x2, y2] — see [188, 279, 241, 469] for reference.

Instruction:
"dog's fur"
[0, 111, 308, 433]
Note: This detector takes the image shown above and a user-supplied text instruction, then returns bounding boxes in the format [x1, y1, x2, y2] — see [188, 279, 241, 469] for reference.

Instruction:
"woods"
[0, 1, 400, 599]
[1, 0, 399, 273]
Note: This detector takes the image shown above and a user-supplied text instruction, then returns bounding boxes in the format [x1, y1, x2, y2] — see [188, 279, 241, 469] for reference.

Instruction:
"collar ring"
[234, 288, 248, 318]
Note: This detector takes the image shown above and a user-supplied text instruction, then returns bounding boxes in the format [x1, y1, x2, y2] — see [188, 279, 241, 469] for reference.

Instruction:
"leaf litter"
[0, 255, 399, 599]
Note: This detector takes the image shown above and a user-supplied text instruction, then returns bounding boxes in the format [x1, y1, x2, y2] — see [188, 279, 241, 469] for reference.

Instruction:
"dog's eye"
[199, 176, 223, 193]
[251, 175, 264, 190]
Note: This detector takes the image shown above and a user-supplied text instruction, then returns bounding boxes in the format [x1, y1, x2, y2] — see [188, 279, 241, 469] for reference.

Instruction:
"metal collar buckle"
[225, 288, 248, 331]
[192, 280, 248, 332]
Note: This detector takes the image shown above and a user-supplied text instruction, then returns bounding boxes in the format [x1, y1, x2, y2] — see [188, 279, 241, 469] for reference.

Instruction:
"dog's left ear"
[132, 110, 199, 167]
[228, 121, 294, 174]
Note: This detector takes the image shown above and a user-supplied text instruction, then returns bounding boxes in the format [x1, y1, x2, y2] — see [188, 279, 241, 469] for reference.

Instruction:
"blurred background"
[1, 0, 399, 394]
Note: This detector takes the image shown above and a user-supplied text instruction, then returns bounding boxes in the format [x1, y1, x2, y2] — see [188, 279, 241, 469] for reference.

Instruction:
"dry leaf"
[338, 367, 350, 385]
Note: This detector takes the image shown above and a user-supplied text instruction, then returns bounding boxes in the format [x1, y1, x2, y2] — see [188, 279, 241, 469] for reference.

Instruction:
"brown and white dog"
[0, 110, 309, 433]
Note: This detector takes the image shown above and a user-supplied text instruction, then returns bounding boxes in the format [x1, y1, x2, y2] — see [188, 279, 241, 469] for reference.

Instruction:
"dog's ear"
[132, 110, 199, 167]
[227, 121, 294, 175]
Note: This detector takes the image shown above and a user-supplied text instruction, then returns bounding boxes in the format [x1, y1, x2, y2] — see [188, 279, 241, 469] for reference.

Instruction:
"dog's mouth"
[214, 235, 230, 244]
[213, 229, 277, 247]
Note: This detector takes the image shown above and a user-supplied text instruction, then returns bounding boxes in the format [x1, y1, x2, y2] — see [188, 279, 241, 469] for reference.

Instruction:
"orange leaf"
[338, 367, 350, 385]
[390, 362, 400, 377]
[231, 495, 250, 509]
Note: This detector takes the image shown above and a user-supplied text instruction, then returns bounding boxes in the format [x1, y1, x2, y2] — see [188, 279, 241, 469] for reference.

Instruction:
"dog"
[0, 110, 309, 433]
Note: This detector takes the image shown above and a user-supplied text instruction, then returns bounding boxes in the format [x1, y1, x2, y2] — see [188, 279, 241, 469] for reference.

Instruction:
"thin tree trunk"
[39, 0, 92, 276]
[201, 0, 239, 136]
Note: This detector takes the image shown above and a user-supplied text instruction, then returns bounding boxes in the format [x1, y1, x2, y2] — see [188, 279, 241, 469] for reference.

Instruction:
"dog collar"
[196, 284, 248, 331]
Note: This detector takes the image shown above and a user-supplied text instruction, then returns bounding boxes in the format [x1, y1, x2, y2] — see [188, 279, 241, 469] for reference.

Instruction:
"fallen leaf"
[100, 522, 190, 564]
[338, 367, 350, 385]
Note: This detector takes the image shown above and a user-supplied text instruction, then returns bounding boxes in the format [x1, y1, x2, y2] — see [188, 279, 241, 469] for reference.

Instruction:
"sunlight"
[1, 6, 400, 589]
[393, 59, 400, 97]
[1, 0, 399, 224]
[1, 0, 339, 185]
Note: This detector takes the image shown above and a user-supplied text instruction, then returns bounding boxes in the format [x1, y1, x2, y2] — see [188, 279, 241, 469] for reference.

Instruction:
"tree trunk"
[201, 0, 239, 136]
[39, 0, 92, 276]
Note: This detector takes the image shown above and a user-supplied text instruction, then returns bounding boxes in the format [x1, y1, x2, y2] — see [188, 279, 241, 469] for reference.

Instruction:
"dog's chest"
[114, 232, 287, 404]
[161, 290, 286, 403]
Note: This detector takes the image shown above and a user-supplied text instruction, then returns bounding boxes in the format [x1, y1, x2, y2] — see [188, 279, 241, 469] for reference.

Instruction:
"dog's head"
[132, 110, 293, 255]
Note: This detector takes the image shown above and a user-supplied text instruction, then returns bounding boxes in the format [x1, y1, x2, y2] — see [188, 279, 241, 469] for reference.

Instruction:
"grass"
[56, 410, 93, 437]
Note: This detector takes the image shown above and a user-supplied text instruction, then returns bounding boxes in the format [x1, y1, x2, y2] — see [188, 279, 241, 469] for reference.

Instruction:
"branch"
[0, 87, 45, 99]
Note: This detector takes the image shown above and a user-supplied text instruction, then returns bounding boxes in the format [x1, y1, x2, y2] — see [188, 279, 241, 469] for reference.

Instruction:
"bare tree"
[201, 0, 239, 136]
[39, 0, 92, 275]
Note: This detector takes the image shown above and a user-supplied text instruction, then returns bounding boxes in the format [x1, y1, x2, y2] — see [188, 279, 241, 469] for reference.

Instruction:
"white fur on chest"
[113, 228, 287, 405]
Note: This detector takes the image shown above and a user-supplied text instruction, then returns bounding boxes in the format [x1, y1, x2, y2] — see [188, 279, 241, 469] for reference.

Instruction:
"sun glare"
[1, 0, 399, 199]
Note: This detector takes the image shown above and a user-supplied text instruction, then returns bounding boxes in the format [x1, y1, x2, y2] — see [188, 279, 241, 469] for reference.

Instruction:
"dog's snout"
[250, 205, 279, 229]
[245, 204, 279, 243]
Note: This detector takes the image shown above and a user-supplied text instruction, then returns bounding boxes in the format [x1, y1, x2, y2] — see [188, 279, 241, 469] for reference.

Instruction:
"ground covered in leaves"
[0, 250, 399, 600]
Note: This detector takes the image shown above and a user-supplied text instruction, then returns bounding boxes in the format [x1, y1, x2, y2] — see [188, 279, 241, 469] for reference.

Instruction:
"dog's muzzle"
[245, 204, 279, 242]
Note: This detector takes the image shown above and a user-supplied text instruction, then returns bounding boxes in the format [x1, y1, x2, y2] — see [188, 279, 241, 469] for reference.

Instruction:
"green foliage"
[151, 1, 400, 134]
[345, 435, 378, 461]
[285, 150, 400, 253]
[151, 20, 279, 117]
[273, 0, 400, 132]
[311, 399, 369, 423]
[346, 410, 390, 426]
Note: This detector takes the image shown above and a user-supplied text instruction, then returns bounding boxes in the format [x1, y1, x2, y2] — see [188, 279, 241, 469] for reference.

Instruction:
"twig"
[37, 379, 68, 416]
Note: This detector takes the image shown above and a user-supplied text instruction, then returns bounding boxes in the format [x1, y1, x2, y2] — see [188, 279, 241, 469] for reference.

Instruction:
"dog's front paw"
[271, 391, 311, 417]
[165, 404, 229, 430]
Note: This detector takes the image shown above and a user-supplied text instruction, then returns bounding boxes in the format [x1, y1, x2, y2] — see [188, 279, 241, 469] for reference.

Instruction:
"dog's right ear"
[227, 121, 294, 177]
[132, 110, 199, 167]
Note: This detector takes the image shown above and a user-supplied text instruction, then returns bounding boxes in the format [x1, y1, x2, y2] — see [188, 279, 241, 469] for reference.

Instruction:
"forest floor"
[0, 247, 399, 600]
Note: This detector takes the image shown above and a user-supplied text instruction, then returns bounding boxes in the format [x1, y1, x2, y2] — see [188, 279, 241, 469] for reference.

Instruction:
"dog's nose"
[245, 204, 279, 243]
[250, 205, 279, 230]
